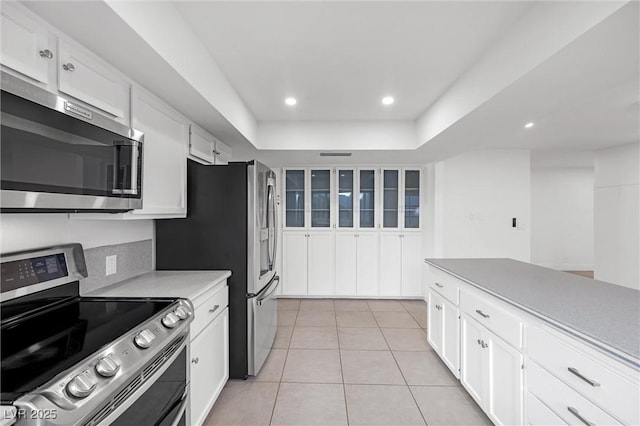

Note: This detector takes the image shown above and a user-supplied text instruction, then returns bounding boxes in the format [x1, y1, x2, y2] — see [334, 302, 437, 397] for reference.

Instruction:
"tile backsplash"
[81, 239, 152, 294]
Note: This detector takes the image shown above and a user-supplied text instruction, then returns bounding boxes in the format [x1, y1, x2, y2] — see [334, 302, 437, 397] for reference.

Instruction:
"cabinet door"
[131, 88, 187, 217]
[58, 40, 129, 121]
[190, 308, 229, 426]
[0, 3, 51, 84]
[189, 126, 215, 164]
[283, 232, 308, 295]
[308, 232, 335, 295]
[460, 314, 486, 406]
[335, 233, 357, 295]
[427, 290, 443, 354]
[486, 331, 523, 426]
[358, 169, 376, 229]
[356, 233, 379, 296]
[403, 169, 421, 229]
[214, 139, 232, 165]
[379, 233, 402, 296]
[441, 297, 460, 378]
[400, 234, 422, 296]
[382, 169, 400, 229]
[310, 169, 332, 228]
[337, 169, 354, 229]
[284, 170, 306, 229]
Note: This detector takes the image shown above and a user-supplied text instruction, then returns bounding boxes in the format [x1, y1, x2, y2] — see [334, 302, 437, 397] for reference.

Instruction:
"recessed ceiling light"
[524, 122, 534, 129]
[285, 97, 297, 106]
[382, 96, 394, 106]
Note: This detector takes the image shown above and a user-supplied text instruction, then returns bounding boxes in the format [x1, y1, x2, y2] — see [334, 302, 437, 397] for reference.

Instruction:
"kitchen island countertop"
[424, 258, 640, 365]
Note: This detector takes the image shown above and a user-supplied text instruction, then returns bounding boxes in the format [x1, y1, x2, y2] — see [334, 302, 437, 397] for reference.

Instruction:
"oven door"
[106, 345, 189, 426]
[0, 72, 143, 212]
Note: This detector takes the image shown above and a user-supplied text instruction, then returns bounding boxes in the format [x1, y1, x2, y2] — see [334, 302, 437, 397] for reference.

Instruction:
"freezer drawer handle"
[257, 276, 281, 304]
[209, 305, 220, 314]
[568, 367, 600, 387]
[567, 406, 595, 426]
[475, 309, 490, 319]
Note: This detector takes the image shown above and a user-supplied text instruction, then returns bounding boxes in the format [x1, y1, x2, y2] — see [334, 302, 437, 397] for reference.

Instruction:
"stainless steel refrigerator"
[156, 160, 278, 379]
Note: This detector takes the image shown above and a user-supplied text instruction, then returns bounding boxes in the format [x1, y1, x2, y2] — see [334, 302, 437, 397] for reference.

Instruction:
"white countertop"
[85, 270, 231, 302]
[425, 258, 640, 365]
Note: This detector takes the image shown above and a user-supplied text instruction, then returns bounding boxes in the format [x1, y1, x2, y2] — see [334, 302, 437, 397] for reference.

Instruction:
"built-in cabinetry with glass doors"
[282, 167, 422, 297]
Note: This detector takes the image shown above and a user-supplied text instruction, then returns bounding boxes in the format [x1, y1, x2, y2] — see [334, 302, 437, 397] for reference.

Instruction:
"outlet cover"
[106, 255, 117, 276]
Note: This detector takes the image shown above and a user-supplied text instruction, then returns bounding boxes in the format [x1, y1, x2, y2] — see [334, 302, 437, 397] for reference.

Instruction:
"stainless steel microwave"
[0, 72, 143, 212]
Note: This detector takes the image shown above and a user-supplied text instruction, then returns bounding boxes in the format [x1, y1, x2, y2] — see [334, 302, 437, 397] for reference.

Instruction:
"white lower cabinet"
[282, 232, 335, 295]
[460, 314, 523, 426]
[379, 233, 422, 297]
[526, 392, 567, 426]
[427, 289, 459, 377]
[335, 232, 380, 296]
[190, 283, 229, 426]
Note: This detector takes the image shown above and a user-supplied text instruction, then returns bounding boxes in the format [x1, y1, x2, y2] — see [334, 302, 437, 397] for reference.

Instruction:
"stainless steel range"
[0, 244, 193, 426]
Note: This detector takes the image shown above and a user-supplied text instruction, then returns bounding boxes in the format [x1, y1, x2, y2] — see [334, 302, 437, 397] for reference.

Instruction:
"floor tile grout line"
[269, 306, 299, 426]
[334, 304, 351, 426]
[388, 343, 429, 426]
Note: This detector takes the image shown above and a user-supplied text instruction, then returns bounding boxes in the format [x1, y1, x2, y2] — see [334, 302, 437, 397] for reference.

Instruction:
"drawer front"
[527, 326, 639, 425]
[528, 361, 621, 426]
[191, 285, 228, 340]
[429, 266, 459, 305]
[526, 392, 567, 426]
[460, 289, 522, 349]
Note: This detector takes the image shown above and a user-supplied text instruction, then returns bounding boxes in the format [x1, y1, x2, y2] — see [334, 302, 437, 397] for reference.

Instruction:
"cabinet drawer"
[429, 267, 459, 305]
[527, 326, 639, 425]
[526, 392, 567, 425]
[191, 284, 228, 340]
[460, 289, 522, 349]
[528, 361, 621, 426]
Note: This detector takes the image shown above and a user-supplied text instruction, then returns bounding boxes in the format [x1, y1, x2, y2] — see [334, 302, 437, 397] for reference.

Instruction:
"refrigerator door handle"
[266, 177, 277, 271]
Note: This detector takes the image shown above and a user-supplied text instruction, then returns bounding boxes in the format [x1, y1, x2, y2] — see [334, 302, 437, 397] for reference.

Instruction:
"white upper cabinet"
[57, 40, 129, 123]
[189, 125, 232, 166]
[284, 169, 307, 229]
[130, 86, 188, 218]
[337, 169, 355, 229]
[382, 168, 421, 230]
[189, 125, 216, 164]
[310, 169, 333, 229]
[358, 169, 377, 229]
[0, 3, 52, 85]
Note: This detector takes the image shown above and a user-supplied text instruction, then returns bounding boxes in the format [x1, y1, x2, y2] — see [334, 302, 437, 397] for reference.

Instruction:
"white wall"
[593, 142, 640, 289]
[430, 150, 531, 261]
[257, 121, 416, 151]
[530, 167, 594, 270]
[0, 215, 153, 254]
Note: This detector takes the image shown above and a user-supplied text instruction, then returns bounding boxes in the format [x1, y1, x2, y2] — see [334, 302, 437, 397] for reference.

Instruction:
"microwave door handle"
[112, 141, 140, 195]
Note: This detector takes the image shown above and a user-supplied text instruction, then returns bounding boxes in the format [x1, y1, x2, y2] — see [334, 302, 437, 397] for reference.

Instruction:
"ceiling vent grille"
[319, 152, 352, 157]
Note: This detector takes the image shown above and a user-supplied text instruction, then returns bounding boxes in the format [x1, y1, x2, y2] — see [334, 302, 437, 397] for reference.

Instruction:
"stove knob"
[66, 373, 97, 398]
[95, 357, 120, 378]
[174, 306, 190, 320]
[162, 312, 180, 329]
[134, 329, 156, 349]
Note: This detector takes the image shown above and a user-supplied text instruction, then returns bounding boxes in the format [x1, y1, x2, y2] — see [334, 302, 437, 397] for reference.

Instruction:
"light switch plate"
[106, 255, 117, 276]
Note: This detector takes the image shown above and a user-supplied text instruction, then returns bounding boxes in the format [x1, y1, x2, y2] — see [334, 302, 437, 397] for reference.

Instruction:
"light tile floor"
[204, 299, 492, 426]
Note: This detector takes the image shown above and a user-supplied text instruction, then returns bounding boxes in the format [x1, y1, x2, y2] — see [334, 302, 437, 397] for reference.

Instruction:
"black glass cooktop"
[1, 292, 173, 404]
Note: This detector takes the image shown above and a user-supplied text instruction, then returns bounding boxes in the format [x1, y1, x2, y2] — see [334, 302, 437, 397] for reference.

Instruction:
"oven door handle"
[168, 394, 189, 426]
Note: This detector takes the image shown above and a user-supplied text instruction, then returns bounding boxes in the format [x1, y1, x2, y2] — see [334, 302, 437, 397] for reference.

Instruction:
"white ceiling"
[176, 1, 531, 121]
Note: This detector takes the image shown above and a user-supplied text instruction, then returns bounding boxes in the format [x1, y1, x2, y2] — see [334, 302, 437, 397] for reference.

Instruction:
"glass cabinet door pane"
[285, 170, 305, 227]
[311, 169, 331, 227]
[404, 170, 420, 228]
[338, 170, 353, 228]
[359, 170, 375, 228]
[383, 170, 398, 228]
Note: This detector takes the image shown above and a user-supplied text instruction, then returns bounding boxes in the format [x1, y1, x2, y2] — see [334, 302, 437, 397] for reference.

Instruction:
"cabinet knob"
[62, 63, 75, 72]
[39, 49, 53, 59]
[475, 309, 490, 319]
[435, 282, 444, 288]
[191, 357, 199, 364]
